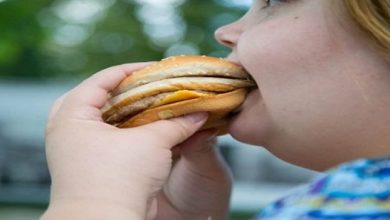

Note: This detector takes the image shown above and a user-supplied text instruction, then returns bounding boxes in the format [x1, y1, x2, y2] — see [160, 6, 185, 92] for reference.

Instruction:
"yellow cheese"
[152, 90, 212, 107]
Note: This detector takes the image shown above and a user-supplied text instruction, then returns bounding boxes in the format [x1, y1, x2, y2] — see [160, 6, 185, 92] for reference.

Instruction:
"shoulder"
[257, 158, 390, 219]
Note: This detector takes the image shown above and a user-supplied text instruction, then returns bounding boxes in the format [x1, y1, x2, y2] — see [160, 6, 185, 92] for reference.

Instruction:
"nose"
[214, 20, 242, 49]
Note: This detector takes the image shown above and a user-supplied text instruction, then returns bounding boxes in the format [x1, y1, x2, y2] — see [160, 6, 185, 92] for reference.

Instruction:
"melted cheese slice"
[151, 90, 214, 107]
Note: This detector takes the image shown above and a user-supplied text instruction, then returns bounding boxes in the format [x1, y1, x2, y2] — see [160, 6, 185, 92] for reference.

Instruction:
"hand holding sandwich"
[148, 130, 232, 220]
[41, 60, 238, 220]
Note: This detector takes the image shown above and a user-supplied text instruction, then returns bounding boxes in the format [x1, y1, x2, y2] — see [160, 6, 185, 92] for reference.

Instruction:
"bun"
[102, 55, 256, 134]
[113, 55, 249, 95]
[102, 77, 252, 123]
[118, 88, 247, 133]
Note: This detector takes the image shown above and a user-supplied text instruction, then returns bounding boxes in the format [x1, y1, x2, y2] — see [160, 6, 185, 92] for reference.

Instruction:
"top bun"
[112, 55, 249, 95]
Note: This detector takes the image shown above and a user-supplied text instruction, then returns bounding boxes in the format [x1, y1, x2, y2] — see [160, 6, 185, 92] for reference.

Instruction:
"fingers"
[176, 129, 231, 177]
[58, 62, 154, 120]
[179, 129, 219, 162]
[136, 112, 209, 149]
[179, 129, 218, 158]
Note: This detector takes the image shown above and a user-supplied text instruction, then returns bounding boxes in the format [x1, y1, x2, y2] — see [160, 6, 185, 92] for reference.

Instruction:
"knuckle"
[45, 118, 58, 138]
[46, 102, 62, 136]
[51, 97, 62, 110]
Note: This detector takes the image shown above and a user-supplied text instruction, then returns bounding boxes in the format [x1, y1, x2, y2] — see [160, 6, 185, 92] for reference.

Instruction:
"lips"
[228, 88, 259, 117]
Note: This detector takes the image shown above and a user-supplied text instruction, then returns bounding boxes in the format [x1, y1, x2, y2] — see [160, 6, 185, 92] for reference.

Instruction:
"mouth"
[228, 87, 259, 118]
[228, 107, 242, 119]
[227, 65, 259, 111]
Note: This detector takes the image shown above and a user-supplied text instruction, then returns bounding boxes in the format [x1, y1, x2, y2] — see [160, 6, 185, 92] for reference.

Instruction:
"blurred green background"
[0, 0, 254, 219]
[0, 0, 247, 81]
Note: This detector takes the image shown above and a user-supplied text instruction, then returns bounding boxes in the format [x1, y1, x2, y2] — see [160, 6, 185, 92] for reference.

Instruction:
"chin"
[227, 89, 271, 146]
[227, 111, 271, 147]
[227, 114, 249, 141]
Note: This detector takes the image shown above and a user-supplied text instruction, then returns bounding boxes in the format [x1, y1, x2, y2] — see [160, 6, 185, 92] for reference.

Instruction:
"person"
[41, 0, 390, 219]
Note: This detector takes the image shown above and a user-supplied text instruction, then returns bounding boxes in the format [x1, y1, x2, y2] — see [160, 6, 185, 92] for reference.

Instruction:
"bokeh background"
[0, 0, 318, 219]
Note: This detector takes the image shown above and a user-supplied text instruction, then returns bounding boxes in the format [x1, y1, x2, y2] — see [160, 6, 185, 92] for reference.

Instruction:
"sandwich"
[101, 55, 256, 134]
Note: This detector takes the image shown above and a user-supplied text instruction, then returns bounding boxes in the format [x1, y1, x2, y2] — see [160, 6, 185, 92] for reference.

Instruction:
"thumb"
[137, 112, 208, 149]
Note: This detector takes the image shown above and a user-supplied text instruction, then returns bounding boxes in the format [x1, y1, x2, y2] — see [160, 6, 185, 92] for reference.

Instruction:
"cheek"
[234, 16, 348, 143]
[238, 16, 336, 82]
[238, 16, 340, 108]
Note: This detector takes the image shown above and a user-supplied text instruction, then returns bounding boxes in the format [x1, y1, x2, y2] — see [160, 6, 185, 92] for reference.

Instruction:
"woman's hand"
[41, 63, 209, 220]
[148, 130, 233, 220]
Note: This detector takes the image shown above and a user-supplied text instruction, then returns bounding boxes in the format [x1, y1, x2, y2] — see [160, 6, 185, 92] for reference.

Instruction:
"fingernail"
[183, 112, 208, 123]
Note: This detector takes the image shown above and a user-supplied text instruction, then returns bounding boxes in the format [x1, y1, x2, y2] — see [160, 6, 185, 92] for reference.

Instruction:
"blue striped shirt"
[257, 158, 390, 219]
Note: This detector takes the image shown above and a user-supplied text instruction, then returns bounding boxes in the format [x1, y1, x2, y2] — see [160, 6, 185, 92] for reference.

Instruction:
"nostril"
[215, 31, 237, 48]
[220, 39, 236, 48]
[216, 32, 234, 45]
[214, 23, 240, 49]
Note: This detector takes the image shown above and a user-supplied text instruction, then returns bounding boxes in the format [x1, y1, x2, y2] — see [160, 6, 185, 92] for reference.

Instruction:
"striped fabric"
[256, 158, 390, 219]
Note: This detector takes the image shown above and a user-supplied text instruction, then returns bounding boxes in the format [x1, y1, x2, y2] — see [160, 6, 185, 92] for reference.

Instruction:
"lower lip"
[228, 89, 259, 120]
[242, 88, 259, 107]
[227, 110, 240, 121]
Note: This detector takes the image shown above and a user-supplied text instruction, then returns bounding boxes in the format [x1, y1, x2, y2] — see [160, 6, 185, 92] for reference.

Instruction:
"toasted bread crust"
[112, 55, 249, 95]
[117, 88, 247, 134]
[104, 90, 214, 124]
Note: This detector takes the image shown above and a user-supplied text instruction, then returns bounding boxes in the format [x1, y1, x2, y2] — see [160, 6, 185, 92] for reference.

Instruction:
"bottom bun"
[117, 88, 248, 135]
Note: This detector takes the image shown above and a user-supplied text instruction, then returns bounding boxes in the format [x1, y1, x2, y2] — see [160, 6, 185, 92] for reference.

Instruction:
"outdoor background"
[0, 0, 318, 219]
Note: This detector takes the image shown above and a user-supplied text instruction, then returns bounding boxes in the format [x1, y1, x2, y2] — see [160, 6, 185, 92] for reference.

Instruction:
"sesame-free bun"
[113, 55, 250, 95]
[102, 55, 256, 134]
[118, 88, 247, 132]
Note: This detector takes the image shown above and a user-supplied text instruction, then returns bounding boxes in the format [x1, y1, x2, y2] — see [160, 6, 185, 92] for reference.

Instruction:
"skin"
[42, 0, 390, 219]
[215, 0, 390, 170]
[42, 63, 231, 220]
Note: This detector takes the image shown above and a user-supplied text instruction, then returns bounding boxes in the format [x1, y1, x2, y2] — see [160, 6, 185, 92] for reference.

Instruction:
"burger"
[101, 55, 256, 134]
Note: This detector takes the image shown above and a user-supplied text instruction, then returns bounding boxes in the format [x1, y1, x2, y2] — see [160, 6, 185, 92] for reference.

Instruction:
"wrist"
[41, 199, 143, 220]
[48, 176, 153, 216]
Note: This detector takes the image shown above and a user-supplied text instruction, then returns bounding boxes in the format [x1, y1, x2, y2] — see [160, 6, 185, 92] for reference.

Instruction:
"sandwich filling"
[104, 90, 213, 124]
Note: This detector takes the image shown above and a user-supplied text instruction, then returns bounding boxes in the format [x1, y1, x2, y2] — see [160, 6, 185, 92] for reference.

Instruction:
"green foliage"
[0, 0, 52, 79]
[0, 0, 246, 80]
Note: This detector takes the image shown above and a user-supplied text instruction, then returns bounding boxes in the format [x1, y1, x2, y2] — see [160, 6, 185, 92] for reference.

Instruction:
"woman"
[42, 0, 390, 219]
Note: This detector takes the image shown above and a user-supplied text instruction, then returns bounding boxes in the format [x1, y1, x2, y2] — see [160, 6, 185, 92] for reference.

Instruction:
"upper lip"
[228, 60, 242, 67]
[224, 54, 242, 67]
[224, 56, 256, 85]
[226, 58, 259, 95]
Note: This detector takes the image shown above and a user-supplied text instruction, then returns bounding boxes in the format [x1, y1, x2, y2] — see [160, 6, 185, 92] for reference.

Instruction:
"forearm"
[41, 200, 143, 220]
